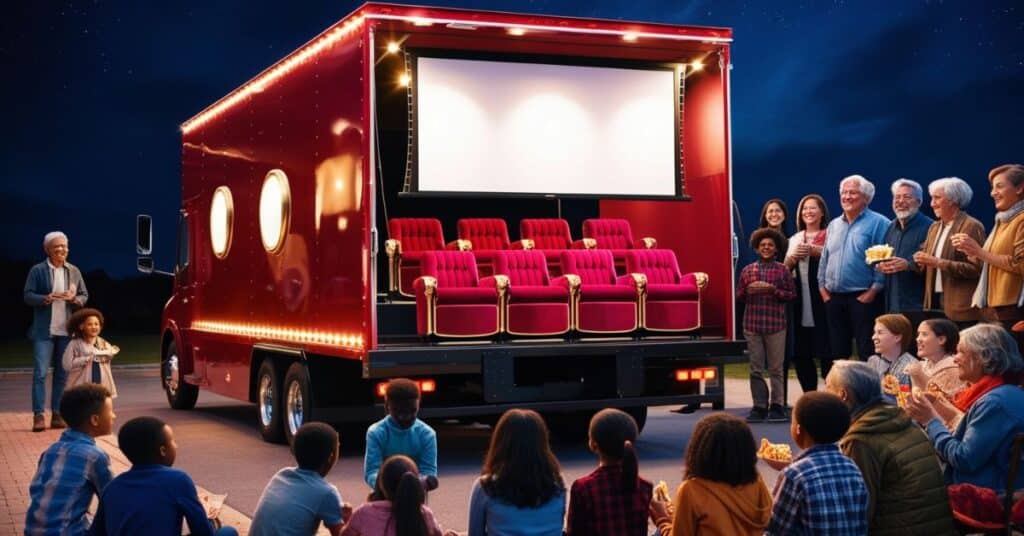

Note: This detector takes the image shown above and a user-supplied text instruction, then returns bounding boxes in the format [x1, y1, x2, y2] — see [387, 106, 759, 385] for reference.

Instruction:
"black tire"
[544, 410, 593, 443]
[624, 406, 648, 434]
[711, 399, 725, 410]
[163, 341, 198, 410]
[282, 362, 312, 446]
[256, 360, 285, 443]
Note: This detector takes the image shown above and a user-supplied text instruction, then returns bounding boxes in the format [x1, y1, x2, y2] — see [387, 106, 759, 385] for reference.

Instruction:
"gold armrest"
[385, 239, 401, 258]
[640, 237, 657, 249]
[694, 272, 709, 290]
[582, 238, 597, 249]
[493, 274, 510, 298]
[420, 276, 438, 297]
[629, 273, 648, 294]
[563, 274, 581, 296]
[456, 239, 473, 251]
[522, 238, 535, 250]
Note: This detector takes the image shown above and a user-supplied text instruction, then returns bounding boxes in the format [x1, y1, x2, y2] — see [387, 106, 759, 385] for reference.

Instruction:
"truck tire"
[257, 360, 285, 443]
[624, 406, 648, 434]
[712, 399, 725, 410]
[282, 361, 312, 446]
[162, 341, 198, 410]
[544, 410, 593, 443]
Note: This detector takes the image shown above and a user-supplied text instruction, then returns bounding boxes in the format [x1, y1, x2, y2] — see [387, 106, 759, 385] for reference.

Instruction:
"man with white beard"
[877, 179, 933, 314]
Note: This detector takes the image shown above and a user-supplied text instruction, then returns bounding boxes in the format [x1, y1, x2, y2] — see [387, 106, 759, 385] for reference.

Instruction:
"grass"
[0, 333, 161, 369]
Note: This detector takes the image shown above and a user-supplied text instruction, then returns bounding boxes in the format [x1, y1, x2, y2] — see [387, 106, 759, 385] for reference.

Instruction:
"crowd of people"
[20, 163, 1024, 535]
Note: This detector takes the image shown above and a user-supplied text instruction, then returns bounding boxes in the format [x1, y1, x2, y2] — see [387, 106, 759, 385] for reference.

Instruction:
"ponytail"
[393, 471, 428, 536]
[621, 439, 638, 493]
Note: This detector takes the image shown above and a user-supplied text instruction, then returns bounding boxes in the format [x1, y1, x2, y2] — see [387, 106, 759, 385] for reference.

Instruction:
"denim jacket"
[925, 384, 1024, 489]
[23, 260, 89, 340]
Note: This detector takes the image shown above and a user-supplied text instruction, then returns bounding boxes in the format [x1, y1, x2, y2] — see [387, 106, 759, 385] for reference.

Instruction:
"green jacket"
[839, 402, 954, 536]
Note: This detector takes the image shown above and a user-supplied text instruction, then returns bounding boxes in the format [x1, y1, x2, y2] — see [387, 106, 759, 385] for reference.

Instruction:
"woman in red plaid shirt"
[566, 409, 653, 536]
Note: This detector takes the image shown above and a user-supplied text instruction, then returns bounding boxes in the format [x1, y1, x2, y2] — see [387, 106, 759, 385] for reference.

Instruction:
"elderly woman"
[906, 323, 1024, 489]
[784, 194, 831, 392]
[866, 313, 919, 388]
[953, 164, 1024, 342]
[905, 318, 965, 404]
[912, 177, 985, 328]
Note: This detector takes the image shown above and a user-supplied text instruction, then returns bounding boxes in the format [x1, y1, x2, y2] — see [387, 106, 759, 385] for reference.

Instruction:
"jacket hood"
[689, 477, 772, 529]
[848, 402, 911, 435]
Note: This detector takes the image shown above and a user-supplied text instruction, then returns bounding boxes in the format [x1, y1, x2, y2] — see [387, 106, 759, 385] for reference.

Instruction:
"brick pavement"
[0, 408, 253, 536]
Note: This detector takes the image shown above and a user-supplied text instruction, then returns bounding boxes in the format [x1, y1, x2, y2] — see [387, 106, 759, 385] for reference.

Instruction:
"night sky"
[3, 0, 1022, 277]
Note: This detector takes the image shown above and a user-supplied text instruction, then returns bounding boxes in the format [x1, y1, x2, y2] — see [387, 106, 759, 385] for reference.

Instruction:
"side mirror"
[137, 257, 154, 274]
[137, 215, 153, 255]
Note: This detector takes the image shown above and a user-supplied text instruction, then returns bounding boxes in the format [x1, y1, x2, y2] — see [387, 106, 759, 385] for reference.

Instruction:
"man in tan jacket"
[913, 177, 986, 328]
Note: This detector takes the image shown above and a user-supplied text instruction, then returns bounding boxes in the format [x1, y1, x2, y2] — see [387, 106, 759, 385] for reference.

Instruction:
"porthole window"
[259, 169, 291, 253]
[209, 186, 234, 259]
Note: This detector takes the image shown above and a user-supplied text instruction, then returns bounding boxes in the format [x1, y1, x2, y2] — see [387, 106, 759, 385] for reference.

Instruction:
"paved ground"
[0, 367, 804, 535]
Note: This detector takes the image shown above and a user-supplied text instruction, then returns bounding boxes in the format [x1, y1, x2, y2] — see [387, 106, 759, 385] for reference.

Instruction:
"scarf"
[970, 199, 1024, 308]
[953, 374, 1005, 412]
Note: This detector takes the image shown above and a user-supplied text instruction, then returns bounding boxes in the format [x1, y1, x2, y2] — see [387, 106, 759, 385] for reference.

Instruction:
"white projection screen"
[414, 56, 679, 198]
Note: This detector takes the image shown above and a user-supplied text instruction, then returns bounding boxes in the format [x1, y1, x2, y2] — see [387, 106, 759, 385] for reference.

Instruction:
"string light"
[193, 321, 365, 350]
[507, 27, 526, 36]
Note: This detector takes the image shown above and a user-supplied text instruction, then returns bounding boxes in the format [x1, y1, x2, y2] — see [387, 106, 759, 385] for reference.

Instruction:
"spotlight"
[690, 60, 704, 71]
[386, 42, 400, 54]
[399, 73, 411, 87]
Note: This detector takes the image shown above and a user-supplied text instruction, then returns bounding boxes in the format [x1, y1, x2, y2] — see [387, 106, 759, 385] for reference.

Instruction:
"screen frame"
[401, 48, 688, 201]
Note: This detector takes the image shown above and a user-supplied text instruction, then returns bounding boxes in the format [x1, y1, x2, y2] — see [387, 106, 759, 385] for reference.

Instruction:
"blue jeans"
[32, 336, 69, 415]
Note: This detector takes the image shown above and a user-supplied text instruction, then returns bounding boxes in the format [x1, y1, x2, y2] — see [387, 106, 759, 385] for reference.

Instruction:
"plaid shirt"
[566, 465, 653, 536]
[767, 444, 869, 536]
[25, 429, 112, 536]
[737, 260, 796, 333]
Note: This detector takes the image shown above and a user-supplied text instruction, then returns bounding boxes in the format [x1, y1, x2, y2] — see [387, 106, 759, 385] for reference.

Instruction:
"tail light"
[376, 379, 437, 398]
[675, 368, 717, 382]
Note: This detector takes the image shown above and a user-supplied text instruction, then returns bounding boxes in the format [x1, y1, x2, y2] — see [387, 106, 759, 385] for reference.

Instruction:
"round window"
[210, 186, 234, 258]
[259, 169, 291, 253]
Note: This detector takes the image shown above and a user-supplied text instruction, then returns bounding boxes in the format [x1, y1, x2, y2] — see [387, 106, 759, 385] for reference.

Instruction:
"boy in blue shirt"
[364, 378, 438, 489]
[250, 422, 349, 536]
[767, 392, 869, 535]
[26, 384, 114, 536]
[90, 417, 237, 536]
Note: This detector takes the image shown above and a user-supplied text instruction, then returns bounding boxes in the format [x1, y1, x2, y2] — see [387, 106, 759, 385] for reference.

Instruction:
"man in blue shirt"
[877, 179, 933, 315]
[818, 175, 890, 376]
[26, 384, 114, 536]
[90, 417, 237, 536]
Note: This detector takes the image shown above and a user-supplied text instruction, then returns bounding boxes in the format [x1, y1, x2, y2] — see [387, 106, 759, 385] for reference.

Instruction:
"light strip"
[180, 16, 365, 135]
[193, 320, 365, 350]
[365, 13, 733, 44]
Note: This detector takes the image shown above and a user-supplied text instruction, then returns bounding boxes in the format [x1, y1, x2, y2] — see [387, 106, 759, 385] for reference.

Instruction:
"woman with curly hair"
[62, 308, 119, 397]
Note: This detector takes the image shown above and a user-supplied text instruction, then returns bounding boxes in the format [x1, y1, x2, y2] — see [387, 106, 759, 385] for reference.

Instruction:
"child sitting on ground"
[649, 413, 772, 535]
[737, 228, 796, 422]
[766, 391, 869, 535]
[566, 408, 652, 536]
[62, 308, 119, 397]
[250, 422, 350, 536]
[342, 455, 448, 536]
[364, 379, 437, 489]
[25, 384, 115, 536]
[91, 416, 237, 536]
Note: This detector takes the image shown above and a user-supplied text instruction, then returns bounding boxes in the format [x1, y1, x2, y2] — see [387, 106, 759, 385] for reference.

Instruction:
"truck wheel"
[163, 341, 198, 410]
[257, 360, 285, 443]
[544, 410, 593, 443]
[282, 362, 312, 446]
[712, 399, 725, 410]
[624, 406, 648, 434]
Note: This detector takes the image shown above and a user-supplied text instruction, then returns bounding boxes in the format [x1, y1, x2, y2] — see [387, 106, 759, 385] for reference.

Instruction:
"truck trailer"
[137, 2, 746, 444]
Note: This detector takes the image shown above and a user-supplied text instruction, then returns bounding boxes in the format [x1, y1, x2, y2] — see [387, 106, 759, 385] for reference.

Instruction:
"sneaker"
[50, 413, 67, 429]
[745, 407, 768, 423]
[32, 413, 45, 432]
[767, 404, 790, 423]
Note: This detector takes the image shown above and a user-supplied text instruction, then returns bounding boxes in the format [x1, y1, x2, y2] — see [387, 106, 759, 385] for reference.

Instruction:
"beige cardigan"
[62, 336, 118, 398]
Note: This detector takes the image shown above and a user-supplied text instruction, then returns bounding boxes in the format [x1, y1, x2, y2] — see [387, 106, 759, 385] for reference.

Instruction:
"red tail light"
[376, 379, 437, 398]
[675, 368, 717, 382]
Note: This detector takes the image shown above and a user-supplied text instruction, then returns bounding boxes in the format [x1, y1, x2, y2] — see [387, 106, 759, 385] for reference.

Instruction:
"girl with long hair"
[342, 455, 444, 536]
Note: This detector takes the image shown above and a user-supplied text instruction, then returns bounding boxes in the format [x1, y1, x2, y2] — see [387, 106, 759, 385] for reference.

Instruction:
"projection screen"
[414, 56, 679, 198]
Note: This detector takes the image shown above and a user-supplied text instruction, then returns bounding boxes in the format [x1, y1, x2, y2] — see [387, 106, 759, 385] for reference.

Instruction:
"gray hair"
[43, 231, 68, 250]
[959, 323, 1024, 377]
[928, 177, 973, 208]
[840, 175, 875, 204]
[826, 360, 882, 413]
[891, 178, 923, 202]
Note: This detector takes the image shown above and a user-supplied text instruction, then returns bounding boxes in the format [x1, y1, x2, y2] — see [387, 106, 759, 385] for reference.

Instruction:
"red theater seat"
[626, 249, 707, 333]
[414, 251, 502, 338]
[519, 218, 578, 276]
[582, 218, 657, 273]
[386, 218, 445, 298]
[493, 250, 571, 336]
[559, 250, 642, 335]
[457, 218, 519, 276]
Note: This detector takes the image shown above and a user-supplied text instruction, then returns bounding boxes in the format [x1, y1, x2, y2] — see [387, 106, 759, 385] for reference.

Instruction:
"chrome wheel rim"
[259, 374, 274, 427]
[286, 381, 303, 436]
[163, 353, 179, 396]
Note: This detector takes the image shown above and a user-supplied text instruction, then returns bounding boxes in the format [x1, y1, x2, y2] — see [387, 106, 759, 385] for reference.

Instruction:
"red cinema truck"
[136, 2, 746, 444]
